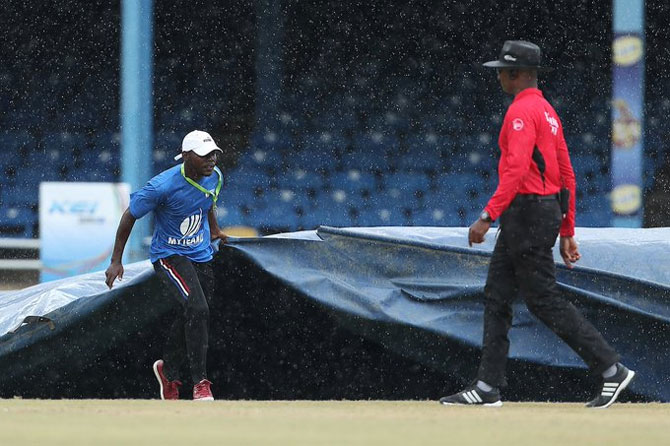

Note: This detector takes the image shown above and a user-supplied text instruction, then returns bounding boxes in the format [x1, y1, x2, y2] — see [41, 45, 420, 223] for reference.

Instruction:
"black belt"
[512, 193, 559, 204]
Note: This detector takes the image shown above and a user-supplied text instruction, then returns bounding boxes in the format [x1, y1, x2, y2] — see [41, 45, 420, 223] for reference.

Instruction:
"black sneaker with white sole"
[586, 363, 636, 409]
[439, 384, 503, 407]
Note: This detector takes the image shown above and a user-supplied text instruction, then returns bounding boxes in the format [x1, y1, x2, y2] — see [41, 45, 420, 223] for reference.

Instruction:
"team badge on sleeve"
[512, 118, 524, 131]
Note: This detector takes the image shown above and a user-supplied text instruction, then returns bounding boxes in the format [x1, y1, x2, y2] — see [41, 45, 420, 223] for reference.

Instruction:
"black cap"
[483, 40, 552, 71]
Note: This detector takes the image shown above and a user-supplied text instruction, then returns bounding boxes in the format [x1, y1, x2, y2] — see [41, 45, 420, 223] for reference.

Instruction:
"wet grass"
[0, 400, 668, 445]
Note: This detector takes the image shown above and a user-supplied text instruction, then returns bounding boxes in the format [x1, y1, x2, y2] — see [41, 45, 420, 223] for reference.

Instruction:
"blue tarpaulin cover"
[230, 226, 670, 401]
[1, 226, 669, 400]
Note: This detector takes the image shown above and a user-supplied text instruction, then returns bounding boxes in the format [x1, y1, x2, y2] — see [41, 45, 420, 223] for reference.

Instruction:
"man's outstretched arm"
[105, 208, 137, 289]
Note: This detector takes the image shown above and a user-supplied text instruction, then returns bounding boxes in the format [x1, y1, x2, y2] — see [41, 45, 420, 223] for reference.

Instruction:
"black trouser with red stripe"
[477, 196, 620, 388]
[153, 255, 215, 384]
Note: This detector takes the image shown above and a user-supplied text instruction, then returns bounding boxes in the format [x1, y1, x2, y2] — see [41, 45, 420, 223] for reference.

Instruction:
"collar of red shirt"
[513, 87, 543, 103]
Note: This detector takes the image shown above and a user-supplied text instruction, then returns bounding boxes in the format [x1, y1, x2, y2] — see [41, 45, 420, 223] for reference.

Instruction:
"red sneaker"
[193, 379, 214, 401]
[152, 359, 181, 400]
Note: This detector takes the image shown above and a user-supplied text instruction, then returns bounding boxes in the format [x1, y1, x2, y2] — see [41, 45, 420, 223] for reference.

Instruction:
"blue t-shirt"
[129, 164, 223, 263]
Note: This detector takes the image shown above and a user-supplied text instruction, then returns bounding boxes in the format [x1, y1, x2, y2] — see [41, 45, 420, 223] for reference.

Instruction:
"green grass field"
[1, 400, 668, 446]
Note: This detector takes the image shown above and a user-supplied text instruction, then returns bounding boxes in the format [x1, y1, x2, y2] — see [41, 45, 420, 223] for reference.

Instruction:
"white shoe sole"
[592, 370, 636, 409]
[194, 397, 214, 401]
[152, 360, 165, 401]
[440, 400, 503, 407]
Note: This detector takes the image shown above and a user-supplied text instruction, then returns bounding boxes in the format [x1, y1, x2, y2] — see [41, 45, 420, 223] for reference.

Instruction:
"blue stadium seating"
[301, 132, 348, 152]
[42, 132, 87, 153]
[250, 131, 293, 152]
[340, 150, 387, 172]
[395, 149, 439, 172]
[215, 204, 247, 227]
[357, 206, 410, 227]
[239, 147, 283, 171]
[276, 169, 324, 191]
[330, 171, 376, 194]
[1, 206, 34, 238]
[0, 131, 35, 157]
[4, 1, 664, 237]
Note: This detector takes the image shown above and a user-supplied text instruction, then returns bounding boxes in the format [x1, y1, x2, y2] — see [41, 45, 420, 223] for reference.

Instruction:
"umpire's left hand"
[559, 236, 581, 268]
[468, 218, 491, 246]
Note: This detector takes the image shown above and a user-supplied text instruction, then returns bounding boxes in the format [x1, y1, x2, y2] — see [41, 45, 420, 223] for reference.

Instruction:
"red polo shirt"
[484, 88, 576, 237]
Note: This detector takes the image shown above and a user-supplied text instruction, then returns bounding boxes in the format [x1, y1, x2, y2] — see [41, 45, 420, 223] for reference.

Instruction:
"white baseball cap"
[174, 130, 223, 160]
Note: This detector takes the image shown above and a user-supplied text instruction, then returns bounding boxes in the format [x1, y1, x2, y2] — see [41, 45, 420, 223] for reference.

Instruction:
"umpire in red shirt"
[440, 41, 635, 409]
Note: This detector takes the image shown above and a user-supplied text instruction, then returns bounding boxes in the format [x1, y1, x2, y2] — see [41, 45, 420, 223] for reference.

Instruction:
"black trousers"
[153, 255, 215, 383]
[477, 197, 620, 388]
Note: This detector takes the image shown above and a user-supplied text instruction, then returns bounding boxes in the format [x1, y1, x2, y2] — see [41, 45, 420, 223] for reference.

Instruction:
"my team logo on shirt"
[167, 210, 205, 246]
[180, 210, 202, 237]
[512, 118, 524, 131]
